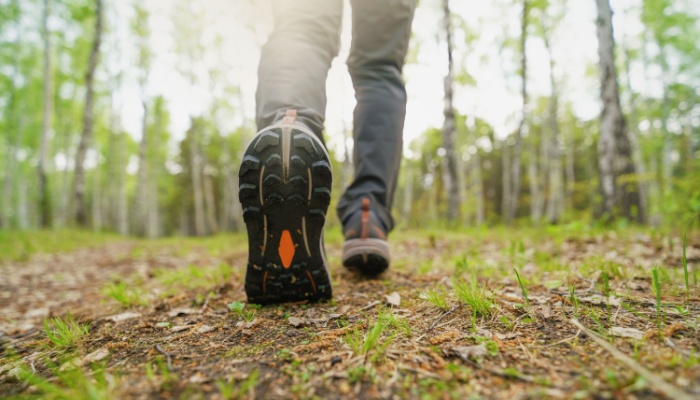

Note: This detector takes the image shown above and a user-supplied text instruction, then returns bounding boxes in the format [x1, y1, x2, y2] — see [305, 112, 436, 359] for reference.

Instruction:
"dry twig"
[568, 318, 694, 400]
[429, 305, 459, 331]
[154, 344, 174, 371]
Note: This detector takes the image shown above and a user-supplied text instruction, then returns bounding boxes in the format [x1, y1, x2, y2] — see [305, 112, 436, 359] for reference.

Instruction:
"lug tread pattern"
[239, 126, 332, 304]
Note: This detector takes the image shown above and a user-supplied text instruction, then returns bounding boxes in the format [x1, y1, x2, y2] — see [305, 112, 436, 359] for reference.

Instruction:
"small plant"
[362, 319, 388, 355]
[347, 366, 369, 384]
[454, 255, 469, 276]
[682, 214, 696, 299]
[344, 328, 363, 355]
[452, 278, 494, 317]
[216, 369, 259, 399]
[102, 282, 148, 307]
[514, 268, 529, 307]
[379, 310, 411, 337]
[17, 360, 118, 398]
[228, 301, 256, 322]
[569, 285, 579, 317]
[500, 315, 515, 330]
[43, 311, 89, 350]
[602, 271, 611, 325]
[420, 287, 450, 310]
[651, 267, 663, 338]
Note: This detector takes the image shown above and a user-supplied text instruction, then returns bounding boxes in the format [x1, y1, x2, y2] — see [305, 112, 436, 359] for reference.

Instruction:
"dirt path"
[1, 230, 699, 399]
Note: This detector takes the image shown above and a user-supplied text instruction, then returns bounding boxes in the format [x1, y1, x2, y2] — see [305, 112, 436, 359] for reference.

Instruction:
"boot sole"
[239, 122, 333, 304]
[342, 239, 390, 277]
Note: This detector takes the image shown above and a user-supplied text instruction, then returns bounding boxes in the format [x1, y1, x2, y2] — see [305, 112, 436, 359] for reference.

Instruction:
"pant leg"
[255, 0, 343, 141]
[336, 0, 417, 231]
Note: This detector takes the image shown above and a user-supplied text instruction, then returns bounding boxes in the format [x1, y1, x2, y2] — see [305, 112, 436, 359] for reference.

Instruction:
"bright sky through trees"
[113, 0, 648, 156]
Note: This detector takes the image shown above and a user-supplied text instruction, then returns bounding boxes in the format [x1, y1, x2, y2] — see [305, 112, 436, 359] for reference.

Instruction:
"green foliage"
[514, 268, 530, 307]
[452, 278, 494, 317]
[420, 287, 450, 310]
[43, 312, 89, 350]
[102, 282, 148, 308]
[0, 230, 117, 263]
[14, 360, 118, 399]
[682, 214, 696, 299]
[215, 369, 259, 400]
[228, 301, 256, 322]
[651, 267, 664, 338]
[155, 264, 232, 294]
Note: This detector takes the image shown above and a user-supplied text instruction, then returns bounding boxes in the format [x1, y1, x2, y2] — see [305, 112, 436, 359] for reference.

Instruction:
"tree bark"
[471, 149, 484, 226]
[441, 0, 460, 222]
[189, 122, 206, 236]
[544, 33, 563, 224]
[72, 0, 103, 226]
[2, 0, 21, 229]
[506, 0, 529, 224]
[116, 133, 129, 235]
[38, 0, 53, 228]
[620, 36, 648, 224]
[528, 143, 542, 222]
[501, 142, 511, 221]
[136, 101, 149, 236]
[594, 0, 644, 223]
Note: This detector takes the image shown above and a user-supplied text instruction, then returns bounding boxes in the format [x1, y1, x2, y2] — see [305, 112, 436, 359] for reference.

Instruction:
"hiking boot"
[341, 198, 390, 276]
[238, 110, 333, 304]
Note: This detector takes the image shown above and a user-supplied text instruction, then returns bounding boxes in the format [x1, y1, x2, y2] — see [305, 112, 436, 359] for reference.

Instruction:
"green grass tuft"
[420, 287, 450, 310]
[43, 312, 89, 350]
[452, 278, 494, 317]
[102, 282, 148, 308]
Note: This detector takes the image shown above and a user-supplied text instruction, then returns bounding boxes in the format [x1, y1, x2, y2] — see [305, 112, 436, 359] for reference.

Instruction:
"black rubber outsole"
[238, 123, 333, 304]
[343, 254, 389, 278]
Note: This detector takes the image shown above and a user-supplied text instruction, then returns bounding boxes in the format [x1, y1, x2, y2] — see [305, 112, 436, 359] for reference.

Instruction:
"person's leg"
[242, 0, 342, 304]
[256, 0, 343, 141]
[337, 0, 417, 230]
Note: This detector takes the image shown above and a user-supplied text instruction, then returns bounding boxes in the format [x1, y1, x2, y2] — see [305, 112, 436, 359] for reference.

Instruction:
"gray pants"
[256, 0, 417, 231]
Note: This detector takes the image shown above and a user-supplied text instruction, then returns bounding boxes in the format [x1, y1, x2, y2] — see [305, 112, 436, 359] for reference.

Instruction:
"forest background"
[0, 0, 699, 237]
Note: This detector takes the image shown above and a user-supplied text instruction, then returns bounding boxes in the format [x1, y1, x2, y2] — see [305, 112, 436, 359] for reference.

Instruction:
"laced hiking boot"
[341, 198, 391, 277]
[238, 110, 333, 304]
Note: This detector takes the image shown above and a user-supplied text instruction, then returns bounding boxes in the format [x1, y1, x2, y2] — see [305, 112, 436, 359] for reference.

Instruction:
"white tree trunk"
[72, 0, 103, 226]
[441, 0, 461, 222]
[471, 150, 484, 226]
[594, 0, 643, 222]
[136, 101, 149, 236]
[38, 0, 53, 228]
[189, 125, 206, 236]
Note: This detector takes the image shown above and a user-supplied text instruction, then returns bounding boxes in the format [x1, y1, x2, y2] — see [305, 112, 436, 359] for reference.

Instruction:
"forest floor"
[1, 226, 699, 399]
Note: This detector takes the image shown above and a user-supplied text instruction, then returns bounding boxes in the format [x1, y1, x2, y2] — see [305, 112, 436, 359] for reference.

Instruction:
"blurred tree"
[594, 0, 643, 223]
[72, 0, 103, 226]
[38, 0, 53, 228]
[440, 0, 461, 222]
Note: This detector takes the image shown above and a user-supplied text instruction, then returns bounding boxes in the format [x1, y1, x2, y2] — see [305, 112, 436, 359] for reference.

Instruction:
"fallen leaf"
[578, 295, 622, 307]
[189, 372, 210, 384]
[197, 325, 215, 334]
[170, 325, 191, 332]
[288, 317, 305, 328]
[447, 344, 488, 360]
[59, 348, 110, 371]
[610, 326, 644, 340]
[84, 348, 110, 363]
[384, 291, 401, 307]
[168, 308, 199, 317]
[106, 312, 141, 322]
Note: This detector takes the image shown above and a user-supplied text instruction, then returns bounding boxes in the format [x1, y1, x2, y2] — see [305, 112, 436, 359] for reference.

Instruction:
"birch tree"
[594, 0, 643, 222]
[72, 0, 103, 226]
[38, 0, 53, 228]
[441, 0, 460, 221]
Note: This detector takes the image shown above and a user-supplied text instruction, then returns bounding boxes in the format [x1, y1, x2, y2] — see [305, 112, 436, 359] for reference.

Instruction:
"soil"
[1, 230, 699, 399]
